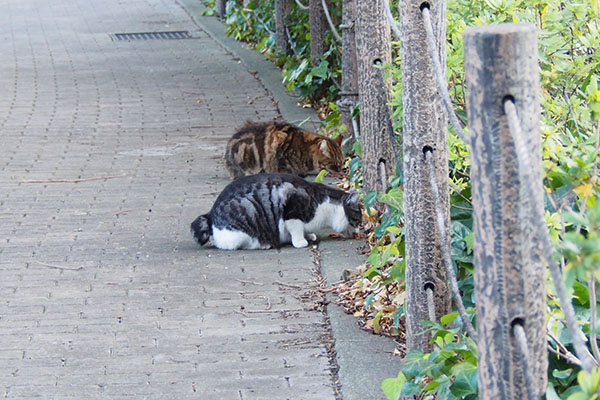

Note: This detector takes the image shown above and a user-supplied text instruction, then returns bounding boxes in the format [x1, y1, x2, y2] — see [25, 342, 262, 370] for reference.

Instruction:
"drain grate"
[110, 31, 193, 41]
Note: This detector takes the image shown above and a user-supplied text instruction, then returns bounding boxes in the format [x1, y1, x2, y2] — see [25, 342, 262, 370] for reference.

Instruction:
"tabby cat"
[191, 173, 361, 250]
[224, 121, 344, 179]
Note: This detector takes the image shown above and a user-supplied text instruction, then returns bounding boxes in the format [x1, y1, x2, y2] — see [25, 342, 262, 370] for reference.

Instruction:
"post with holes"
[464, 24, 547, 399]
[275, 0, 291, 53]
[401, 0, 451, 352]
[338, 0, 359, 148]
[309, 0, 328, 65]
[355, 0, 395, 193]
[215, 0, 226, 19]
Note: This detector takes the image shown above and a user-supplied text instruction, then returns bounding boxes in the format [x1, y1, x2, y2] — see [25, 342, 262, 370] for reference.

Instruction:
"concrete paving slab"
[0, 0, 402, 398]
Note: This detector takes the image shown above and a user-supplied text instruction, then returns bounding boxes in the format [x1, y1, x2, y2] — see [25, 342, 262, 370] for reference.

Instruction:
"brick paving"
[0, 1, 338, 398]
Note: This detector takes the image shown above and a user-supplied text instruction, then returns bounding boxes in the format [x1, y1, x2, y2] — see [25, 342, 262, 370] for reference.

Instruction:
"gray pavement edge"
[176, 1, 403, 398]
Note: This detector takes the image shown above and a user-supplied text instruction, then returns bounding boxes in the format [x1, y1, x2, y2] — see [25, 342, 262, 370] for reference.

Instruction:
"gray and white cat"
[191, 173, 361, 250]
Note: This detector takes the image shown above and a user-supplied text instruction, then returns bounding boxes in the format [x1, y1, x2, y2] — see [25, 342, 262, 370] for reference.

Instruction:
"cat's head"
[342, 190, 362, 228]
[315, 136, 344, 172]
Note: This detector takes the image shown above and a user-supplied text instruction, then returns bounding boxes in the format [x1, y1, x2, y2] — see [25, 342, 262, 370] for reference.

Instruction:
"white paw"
[306, 233, 317, 242]
[292, 238, 309, 248]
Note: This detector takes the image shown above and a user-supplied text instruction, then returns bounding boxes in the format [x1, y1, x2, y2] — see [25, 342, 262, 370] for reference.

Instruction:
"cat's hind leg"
[213, 227, 264, 250]
[284, 219, 308, 248]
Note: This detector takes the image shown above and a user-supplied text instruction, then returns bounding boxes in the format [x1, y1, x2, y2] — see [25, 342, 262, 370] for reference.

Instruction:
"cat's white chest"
[304, 201, 348, 233]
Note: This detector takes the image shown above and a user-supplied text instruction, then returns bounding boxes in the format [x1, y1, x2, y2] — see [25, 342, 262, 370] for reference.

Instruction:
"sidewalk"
[0, 0, 400, 398]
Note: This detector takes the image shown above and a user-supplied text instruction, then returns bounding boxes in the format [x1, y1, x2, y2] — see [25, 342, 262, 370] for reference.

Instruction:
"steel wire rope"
[383, 0, 402, 41]
[513, 323, 539, 400]
[426, 286, 436, 322]
[425, 150, 478, 340]
[421, 6, 469, 144]
[504, 98, 597, 372]
[321, 0, 342, 41]
[374, 61, 402, 174]
[295, 0, 309, 10]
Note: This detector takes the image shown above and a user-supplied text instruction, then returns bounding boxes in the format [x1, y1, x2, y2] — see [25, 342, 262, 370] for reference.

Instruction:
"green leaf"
[464, 232, 474, 254]
[440, 311, 459, 325]
[450, 367, 478, 397]
[546, 383, 562, 400]
[314, 169, 327, 183]
[365, 293, 375, 309]
[553, 368, 575, 380]
[378, 188, 404, 212]
[309, 60, 329, 80]
[566, 393, 593, 400]
[381, 372, 406, 400]
[572, 280, 590, 306]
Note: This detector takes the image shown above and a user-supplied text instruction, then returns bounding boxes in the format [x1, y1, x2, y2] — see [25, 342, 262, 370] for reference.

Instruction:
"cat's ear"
[333, 135, 343, 146]
[344, 190, 360, 206]
[319, 140, 330, 157]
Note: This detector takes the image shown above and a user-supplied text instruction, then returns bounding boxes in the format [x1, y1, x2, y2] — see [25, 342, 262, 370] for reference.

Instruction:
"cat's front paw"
[292, 238, 309, 248]
[306, 233, 317, 242]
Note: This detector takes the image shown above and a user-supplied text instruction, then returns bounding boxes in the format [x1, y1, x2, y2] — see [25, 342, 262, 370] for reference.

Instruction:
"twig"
[23, 174, 127, 184]
[257, 295, 272, 310]
[547, 329, 583, 367]
[450, 203, 473, 211]
[274, 281, 302, 289]
[235, 278, 264, 286]
[233, 310, 250, 318]
[449, 180, 473, 205]
[33, 260, 83, 271]
[115, 210, 132, 217]
[319, 286, 339, 293]
[548, 344, 582, 366]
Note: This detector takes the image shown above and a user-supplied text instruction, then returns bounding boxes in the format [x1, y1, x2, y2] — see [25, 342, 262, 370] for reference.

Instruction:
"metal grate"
[111, 31, 193, 41]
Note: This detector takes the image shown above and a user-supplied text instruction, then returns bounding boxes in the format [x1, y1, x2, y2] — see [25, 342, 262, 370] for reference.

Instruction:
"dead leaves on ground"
[333, 264, 407, 357]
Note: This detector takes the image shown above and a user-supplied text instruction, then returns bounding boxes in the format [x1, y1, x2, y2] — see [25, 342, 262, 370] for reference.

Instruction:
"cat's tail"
[191, 214, 212, 246]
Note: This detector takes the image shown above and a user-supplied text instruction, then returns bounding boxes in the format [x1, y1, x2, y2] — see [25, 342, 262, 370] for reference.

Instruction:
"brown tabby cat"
[224, 121, 344, 179]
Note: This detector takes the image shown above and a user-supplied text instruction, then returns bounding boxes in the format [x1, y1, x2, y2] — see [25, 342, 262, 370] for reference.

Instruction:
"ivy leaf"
[440, 311, 459, 325]
[381, 372, 406, 400]
[378, 188, 404, 212]
[450, 367, 478, 397]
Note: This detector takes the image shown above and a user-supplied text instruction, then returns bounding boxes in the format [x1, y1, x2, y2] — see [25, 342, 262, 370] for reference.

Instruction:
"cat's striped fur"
[224, 121, 344, 179]
[191, 173, 361, 250]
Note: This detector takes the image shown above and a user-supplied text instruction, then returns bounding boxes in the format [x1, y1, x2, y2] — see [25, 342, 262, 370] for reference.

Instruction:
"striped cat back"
[224, 121, 344, 179]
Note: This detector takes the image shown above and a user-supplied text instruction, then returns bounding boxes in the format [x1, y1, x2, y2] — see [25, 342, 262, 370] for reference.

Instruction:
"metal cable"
[383, 0, 401, 41]
[285, 26, 301, 58]
[425, 151, 478, 340]
[374, 63, 401, 171]
[426, 286, 436, 321]
[295, 0, 309, 10]
[513, 323, 539, 400]
[420, 6, 469, 144]
[504, 98, 596, 371]
[255, 13, 275, 35]
[379, 160, 387, 189]
[321, 0, 342, 41]
[351, 115, 360, 140]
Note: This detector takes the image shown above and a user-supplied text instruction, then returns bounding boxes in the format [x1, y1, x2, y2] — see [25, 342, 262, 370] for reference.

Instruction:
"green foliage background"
[206, 0, 600, 398]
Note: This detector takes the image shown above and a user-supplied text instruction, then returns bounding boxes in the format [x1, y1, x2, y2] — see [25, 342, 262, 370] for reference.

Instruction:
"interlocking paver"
[0, 0, 338, 398]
